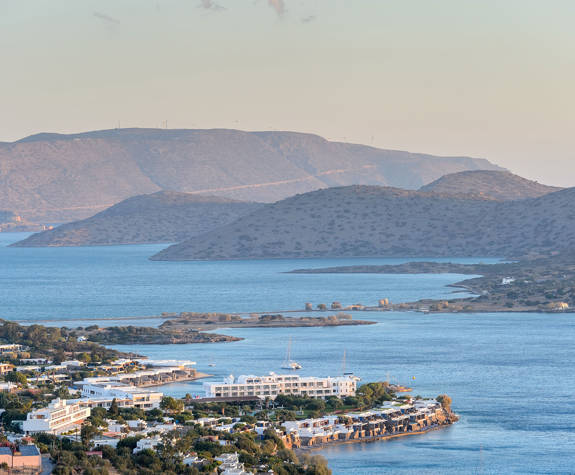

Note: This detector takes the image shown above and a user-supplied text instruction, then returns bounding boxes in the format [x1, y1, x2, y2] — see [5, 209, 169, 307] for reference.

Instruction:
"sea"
[1, 232, 574, 474]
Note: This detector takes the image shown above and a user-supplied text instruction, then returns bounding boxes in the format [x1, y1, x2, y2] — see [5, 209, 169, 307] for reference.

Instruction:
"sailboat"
[281, 337, 302, 370]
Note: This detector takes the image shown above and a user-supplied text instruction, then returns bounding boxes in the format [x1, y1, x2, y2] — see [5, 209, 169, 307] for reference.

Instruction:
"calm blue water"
[1, 233, 573, 474]
[0, 233, 492, 323]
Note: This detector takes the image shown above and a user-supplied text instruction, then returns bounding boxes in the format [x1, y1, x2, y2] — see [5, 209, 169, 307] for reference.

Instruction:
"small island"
[160, 311, 376, 331]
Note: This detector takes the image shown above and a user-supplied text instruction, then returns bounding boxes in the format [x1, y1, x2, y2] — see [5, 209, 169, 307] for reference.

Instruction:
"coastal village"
[0, 333, 457, 474]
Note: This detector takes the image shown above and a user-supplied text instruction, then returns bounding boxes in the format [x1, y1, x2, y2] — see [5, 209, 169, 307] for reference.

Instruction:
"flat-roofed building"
[0, 445, 42, 470]
[78, 360, 197, 387]
[12, 445, 42, 470]
[78, 382, 163, 410]
[22, 399, 90, 435]
[203, 372, 359, 400]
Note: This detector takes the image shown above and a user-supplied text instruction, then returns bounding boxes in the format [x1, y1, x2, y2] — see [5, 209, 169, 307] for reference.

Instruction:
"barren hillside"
[420, 170, 561, 200]
[11, 192, 262, 247]
[152, 186, 575, 260]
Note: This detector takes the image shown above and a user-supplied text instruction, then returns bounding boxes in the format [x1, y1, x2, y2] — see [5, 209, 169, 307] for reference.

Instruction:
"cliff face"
[11, 192, 263, 247]
[152, 185, 575, 260]
[420, 170, 561, 200]
[0, 128, 501, 222]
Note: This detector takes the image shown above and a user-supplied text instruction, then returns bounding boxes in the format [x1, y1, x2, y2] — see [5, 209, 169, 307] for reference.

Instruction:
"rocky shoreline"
[160, 312, 376, 331]
[288, 254, 575, 314]
[82, 325, 242, 345]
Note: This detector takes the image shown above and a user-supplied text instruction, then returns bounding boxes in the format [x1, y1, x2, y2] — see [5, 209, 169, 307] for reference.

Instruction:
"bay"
[1, 233, 573, 473]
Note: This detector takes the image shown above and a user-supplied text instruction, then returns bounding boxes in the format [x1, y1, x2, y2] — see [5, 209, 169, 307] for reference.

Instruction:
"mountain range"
[12, 170, 563, 248]
[0, 128, 501, 223]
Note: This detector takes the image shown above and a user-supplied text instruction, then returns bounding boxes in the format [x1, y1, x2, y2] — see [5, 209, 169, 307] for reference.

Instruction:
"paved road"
[40, 454, 54, 475]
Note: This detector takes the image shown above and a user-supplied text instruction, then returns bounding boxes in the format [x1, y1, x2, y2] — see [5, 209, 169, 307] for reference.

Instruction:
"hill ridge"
[11, 192, 263, 247]
[151, 184, 575, 261]
[420, 170, 561, 200]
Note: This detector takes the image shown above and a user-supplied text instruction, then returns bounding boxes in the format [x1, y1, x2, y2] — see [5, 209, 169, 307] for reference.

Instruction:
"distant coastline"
[288, 254, 575, 314]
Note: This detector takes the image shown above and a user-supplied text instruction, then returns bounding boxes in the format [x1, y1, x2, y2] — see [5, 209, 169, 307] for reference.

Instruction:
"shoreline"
[295, 422, 455, 453]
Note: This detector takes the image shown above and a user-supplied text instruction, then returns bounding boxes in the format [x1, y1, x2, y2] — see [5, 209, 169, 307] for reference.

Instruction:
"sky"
[1, 0, 574, 186]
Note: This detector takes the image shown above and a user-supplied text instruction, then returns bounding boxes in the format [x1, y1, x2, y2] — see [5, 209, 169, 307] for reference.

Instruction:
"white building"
[20, 358, 50, 365]
[22, 398, 91, 435]
[45, 360, 85, 372]
[203, 372, 359, 400]
[105, 420, 127, 433]
[133, 435, 162, 453]
[77, 382, 163, 410]
[126, 419, 147, 431]
[137, 359, 196, 368]
[183, 455, 203, 466]
[78, 360, 196, 387]
[215, 453, 250, 475]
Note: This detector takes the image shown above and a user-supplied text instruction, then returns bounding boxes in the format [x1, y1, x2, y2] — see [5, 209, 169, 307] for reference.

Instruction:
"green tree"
[5, 371, 27, 385]
[160, 396, 184, 413]
[81, 423, 100, 449]
[437, 394, 452, 411]
[107, 398, 119, 417]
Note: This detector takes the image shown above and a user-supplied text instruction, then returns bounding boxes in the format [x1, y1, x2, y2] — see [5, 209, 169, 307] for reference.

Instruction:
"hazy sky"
[1, 0, 574, 186]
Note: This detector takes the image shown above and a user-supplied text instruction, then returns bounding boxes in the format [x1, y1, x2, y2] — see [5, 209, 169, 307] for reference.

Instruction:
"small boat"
[283, 361, 302, 370]
[208, 363, 216, 367]
[281, 337, 302, 370]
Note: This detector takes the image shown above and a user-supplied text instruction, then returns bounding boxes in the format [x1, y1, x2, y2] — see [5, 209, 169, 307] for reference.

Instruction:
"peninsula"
[68, 313, 375, 346]
[0, 319, 129, 362]
[80, 325, 242, 345]
[290, 252, 575, 313]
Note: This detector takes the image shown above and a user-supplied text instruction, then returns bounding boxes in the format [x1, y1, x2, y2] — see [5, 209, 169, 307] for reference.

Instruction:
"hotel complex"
[203, 372, 359, 400]
[77, 381, 163, 410]
[22, 398, 91, 435]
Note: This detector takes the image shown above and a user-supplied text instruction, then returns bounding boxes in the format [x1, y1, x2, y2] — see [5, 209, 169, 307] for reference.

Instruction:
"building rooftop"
[18, 445, 41, 456]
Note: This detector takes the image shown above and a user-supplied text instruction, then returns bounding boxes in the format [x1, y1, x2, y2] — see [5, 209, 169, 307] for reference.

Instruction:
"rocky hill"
[151, 185, 575, 260]
[0, 128, 501, 222]
[420, 170, 561, 200]
[11, 192, 262, 247]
